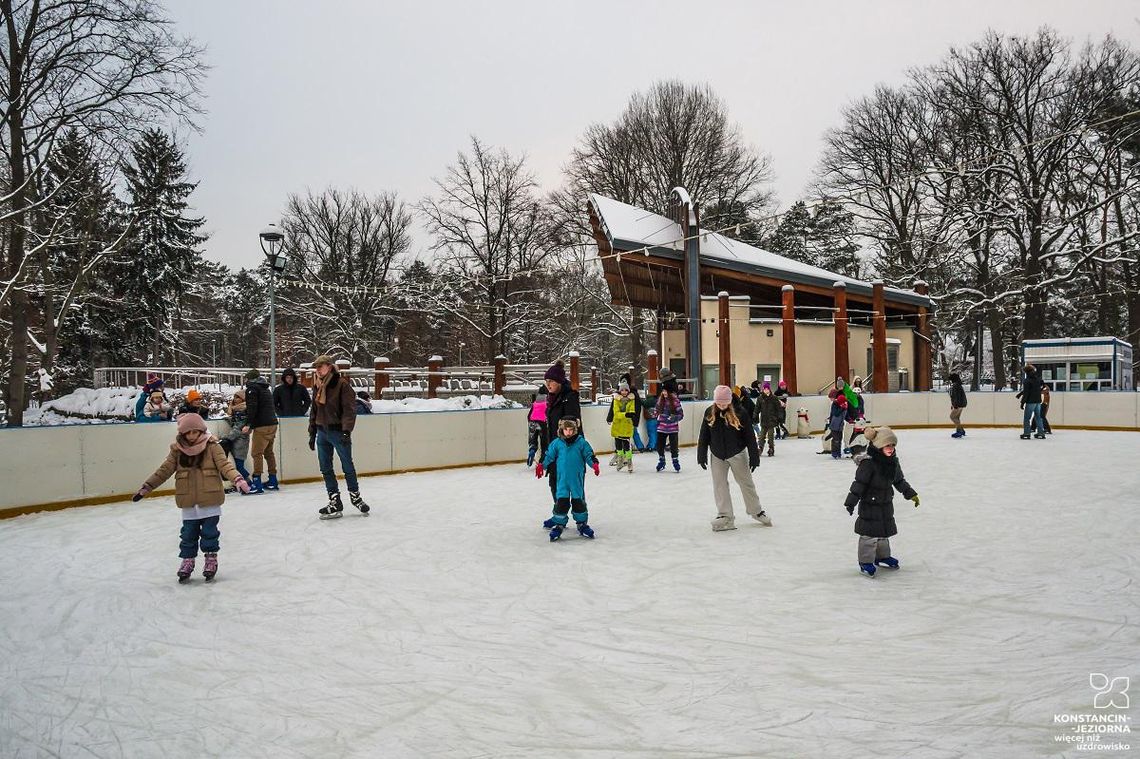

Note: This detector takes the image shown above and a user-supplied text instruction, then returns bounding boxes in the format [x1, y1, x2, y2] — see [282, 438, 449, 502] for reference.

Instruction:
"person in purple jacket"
[654, 369, 685, 472]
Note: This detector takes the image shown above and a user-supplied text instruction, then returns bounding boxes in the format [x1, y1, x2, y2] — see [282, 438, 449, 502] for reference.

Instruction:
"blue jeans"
[317, 427, 359, 494]
[233, 457, 250, 481]
[645, 419, 658, 451]
[180, 516, 220, 559]
[632, 426, 645, 451]
[1023, 403, 1043, 435]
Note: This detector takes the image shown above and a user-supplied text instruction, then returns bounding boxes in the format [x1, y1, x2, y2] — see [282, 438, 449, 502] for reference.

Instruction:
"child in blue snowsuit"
[535, 417, 599, 541]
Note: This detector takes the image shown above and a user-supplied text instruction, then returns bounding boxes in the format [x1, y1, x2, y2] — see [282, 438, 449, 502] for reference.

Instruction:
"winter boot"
[750, 511, 772, 526]
[767, 447, 774, 457]
[577, 523, 595, 539]
[859, 563, 877, 577]
[319, 492, 344, 520]
[656, 457, 666, 472]
[265, 473, 279, 491]
[349, 491, 370, 514]
[711, 515, 737, 531]
[875, 556, 900, 569]
[247, 475, 265, 494]
[177, 558, 195, 582]
[672, 457, 681, 472]
[549, 524, 564, 542]
[203, 552, 218, 581]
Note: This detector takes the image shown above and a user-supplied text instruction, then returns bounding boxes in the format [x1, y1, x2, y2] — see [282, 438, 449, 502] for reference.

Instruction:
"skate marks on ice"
[0, 430, 1138, 757]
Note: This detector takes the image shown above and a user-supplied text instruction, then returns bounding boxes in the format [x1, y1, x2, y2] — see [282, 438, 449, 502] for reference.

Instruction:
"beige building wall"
[660, 296, 917, 395]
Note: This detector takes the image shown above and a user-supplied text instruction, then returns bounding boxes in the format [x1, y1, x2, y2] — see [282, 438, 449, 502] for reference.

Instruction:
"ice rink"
[1, 428, 1137, 758]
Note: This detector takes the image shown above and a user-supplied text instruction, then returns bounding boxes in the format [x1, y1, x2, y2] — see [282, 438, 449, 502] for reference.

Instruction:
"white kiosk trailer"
[1021, 337, 1133, 392]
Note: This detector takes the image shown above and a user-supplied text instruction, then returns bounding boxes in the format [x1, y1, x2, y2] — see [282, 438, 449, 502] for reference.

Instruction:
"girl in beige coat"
[134, 413, 249, 582]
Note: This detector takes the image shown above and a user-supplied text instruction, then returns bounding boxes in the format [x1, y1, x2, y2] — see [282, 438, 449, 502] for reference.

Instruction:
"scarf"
[176, 433, 210, 457]
[313, 370, 333, 406]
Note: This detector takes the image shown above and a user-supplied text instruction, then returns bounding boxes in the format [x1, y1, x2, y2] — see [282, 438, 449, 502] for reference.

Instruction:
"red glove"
[535, 463, 544, 479]
[592, 461, 600, 476]
[235, 479, 251, 494]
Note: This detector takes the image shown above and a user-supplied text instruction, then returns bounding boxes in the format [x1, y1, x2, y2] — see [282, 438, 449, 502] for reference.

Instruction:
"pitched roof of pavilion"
[588, 193, 931, 313]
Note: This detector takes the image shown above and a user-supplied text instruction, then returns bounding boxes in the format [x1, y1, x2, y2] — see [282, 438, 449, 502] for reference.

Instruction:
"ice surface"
[0, 429, 1136, 758]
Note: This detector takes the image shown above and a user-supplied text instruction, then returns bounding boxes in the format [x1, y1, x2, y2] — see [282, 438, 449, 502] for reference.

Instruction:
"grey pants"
[950, 407, 964, 434]
[858, 535, 892, 564]
[710, 450, 762, 519]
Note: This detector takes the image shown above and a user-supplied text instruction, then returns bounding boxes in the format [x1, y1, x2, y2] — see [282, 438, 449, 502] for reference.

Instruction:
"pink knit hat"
[713, 385, 733, 404]
[176, 413, 207, 435]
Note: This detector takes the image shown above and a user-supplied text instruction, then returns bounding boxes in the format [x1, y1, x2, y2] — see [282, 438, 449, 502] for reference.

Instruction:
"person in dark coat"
[844, 425, 920, 577]
[773, 380, 790, 439]
[1015, 364, 1046, 439]
[538, 360, 594, 518]
[242, 369, 279, 492]
[176, 388, 210, 420]
[309, 355, 369, 519]
[273, 367, 312, 417]
[948, 373, 968, 438]
[754, 382, 781, 456]
[697, 385, 769, 531]
[735, 385, 756, 428]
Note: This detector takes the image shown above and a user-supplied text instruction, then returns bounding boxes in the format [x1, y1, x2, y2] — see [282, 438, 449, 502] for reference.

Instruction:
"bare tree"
[1, 0, 205, 424]
[276, 187, 412, 365]
[417, 137, 556, 363]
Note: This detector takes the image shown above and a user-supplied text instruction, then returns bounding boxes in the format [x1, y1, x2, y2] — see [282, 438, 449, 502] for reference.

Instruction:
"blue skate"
[875, 557, 900, 569]
[549, 525, 564, 542]
[859, 563, 877, 577]
[577, 523, 595, 539]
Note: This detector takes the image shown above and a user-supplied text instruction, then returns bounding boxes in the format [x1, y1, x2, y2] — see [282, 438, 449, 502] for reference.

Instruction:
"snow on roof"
[588, 193, 930, 307]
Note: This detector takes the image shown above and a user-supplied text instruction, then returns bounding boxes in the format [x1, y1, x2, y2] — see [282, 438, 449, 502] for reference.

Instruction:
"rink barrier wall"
[0, 393, 1137, 518]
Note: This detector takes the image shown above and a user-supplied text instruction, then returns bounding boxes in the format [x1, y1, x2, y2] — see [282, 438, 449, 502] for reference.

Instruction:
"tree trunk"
[1125, 262, 1140, 389]
[4, 6, 28, 425]
[1023, 227, 1046, 340]
[988, 309, 1006, 389]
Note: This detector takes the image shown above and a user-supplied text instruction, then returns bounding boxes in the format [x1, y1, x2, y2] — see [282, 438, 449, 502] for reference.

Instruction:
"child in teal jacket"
[535, 418, 599, 541]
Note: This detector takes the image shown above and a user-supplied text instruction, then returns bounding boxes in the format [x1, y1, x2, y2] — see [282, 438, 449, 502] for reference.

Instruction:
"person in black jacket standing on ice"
[948, 373, 967, 438]
[1016, 365, 1046, 440]
[273, 367, 311, 417]
[844, 426, 920, 577]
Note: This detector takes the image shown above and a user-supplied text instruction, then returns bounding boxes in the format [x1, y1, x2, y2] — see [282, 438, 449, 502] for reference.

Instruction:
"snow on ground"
[21, 387, 520, 426]
[0, 429, 1136, 758]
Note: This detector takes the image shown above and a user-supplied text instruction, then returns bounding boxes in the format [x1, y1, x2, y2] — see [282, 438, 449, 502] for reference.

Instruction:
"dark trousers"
[316, 427, 359, 494]
[551, 496, 588, 526]
[1036, 404, 1052, 433]
[656, 432, 679, 459]
[614, 438, 631, 453]
[546, 461, 558, 503]
[233, 457, 250, 481]
[180, 516, 220, 559]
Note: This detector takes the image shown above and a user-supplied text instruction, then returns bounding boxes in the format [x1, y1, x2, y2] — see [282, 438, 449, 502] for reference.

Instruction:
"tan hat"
[312, 355, 334, 367]
[863, 425, 898, 449]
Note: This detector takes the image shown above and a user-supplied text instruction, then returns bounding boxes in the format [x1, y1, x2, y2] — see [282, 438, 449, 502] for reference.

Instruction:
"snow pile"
[30, 387, 140, 424]
[370, 394, 521, 412]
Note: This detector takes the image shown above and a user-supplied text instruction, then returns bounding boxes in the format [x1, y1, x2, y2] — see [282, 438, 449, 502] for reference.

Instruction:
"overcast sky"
[170, 0, 1140, 271]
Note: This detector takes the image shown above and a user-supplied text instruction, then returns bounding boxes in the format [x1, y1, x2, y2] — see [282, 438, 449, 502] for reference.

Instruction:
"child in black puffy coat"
[843, 425, 920, 578]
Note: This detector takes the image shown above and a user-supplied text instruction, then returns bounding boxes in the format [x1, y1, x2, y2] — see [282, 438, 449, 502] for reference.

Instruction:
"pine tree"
[120, 129, 207, 363]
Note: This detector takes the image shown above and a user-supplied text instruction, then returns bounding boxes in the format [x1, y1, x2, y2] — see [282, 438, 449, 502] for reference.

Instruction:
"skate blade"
[318, 512, 344, 520]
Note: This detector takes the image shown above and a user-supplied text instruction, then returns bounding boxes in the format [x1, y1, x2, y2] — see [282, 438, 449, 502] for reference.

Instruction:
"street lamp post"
[459, 341, 465, 367]
[259, 224, 286, 389]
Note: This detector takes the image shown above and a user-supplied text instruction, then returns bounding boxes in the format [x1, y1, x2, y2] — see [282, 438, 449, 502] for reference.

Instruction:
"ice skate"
[626, 457, 634, 473]
[860, 563, 877, 577]
[615, 457, 627, 472]
[711, 515, 736, 531]
[203, 552, 218, 581]
[264, 474, 279, 491]
[608, 452, 619, 466]
[750, 511, 772, 526]
[656, 457, 666, 472]
[549, 524, 564, 542]
[319, 492, 344, 520]
[672, 457, 681, 472]
[349, 491, 370, 515]
[177, 557, 195, 583]
[875, 557, 899, 569]
[542, 515, 558, 529]
[247, 475, 265, 494]
[576, 523, 595, 539]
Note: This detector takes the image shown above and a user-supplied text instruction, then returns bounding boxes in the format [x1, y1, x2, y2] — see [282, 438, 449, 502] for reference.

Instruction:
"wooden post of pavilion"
[781, 285, 798, 394]
[872, 280, 889, 393]
[589, 366, 599, 402]
[914, 281, 932, 392]
[374, 357, 390, 399]
[493, 355, 507, 396]
[427, 355, 443, 399]
[647, 349, 659, 396]
[568, 351, 580, 393]
[717, 291, 731, 387]
[833, 282, 849, 383]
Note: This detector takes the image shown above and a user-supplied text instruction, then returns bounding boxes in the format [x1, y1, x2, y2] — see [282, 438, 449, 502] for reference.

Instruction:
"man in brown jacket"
[309, 355, 370, 519]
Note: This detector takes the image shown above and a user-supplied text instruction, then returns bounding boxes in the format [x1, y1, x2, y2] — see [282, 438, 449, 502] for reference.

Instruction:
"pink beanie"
[713, 385, 733, 404]
[176, 413, 208, 435]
